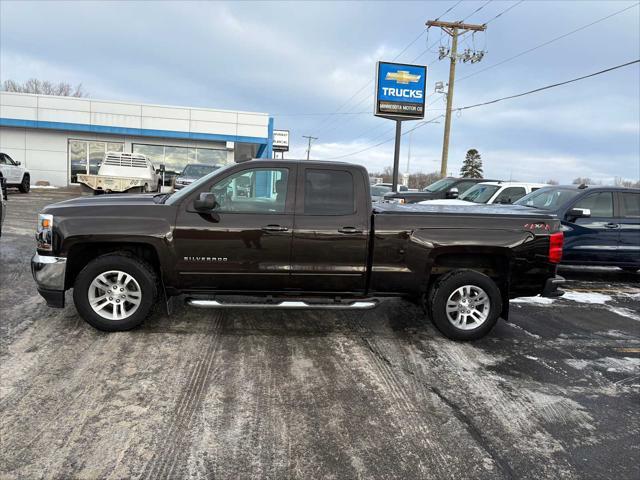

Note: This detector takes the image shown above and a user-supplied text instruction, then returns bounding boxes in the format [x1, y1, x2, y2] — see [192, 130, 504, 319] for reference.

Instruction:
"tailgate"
[77, 174, 146, 192]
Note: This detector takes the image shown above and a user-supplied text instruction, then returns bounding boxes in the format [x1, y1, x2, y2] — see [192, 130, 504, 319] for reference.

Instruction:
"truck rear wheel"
[73, 253, 157, 331]
[18, 174, 30, 193]
[428, 269, 502, 341]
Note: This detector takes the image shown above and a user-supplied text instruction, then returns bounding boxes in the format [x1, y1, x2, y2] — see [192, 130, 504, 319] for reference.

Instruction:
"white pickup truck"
[77, 152, 162, 194]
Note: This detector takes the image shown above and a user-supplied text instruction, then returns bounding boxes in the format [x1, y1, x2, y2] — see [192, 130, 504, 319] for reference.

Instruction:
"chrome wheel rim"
[446, 285, 490, 330]
[88, 270, 142, 320]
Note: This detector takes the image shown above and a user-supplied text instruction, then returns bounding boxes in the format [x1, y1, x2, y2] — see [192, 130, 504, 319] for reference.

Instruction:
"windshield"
[371, 185, 392, 196]
[459, 184, 500, 203]
[423, 178, 456, 192]
[166, 163, 235, 205]
[181, 164, 219, 178]
[514, 187, 581, 210]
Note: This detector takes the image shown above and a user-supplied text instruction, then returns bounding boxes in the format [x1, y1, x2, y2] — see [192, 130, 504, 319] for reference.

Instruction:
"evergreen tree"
[460, 149, 483, 178]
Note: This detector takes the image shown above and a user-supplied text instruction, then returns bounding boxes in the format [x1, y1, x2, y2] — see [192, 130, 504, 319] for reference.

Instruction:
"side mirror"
[193, 192, 217, 211]
[446, 187, 459, 199]
[567, 207, 591, 219]
[15, 161, 21, 166]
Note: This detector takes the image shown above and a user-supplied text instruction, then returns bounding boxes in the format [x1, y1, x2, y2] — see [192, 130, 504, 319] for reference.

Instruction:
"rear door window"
[619, 192, 640, 218]
[573, 192, 614, 217]
[494, 187, 526, 204]
[304, 169, 354, 215]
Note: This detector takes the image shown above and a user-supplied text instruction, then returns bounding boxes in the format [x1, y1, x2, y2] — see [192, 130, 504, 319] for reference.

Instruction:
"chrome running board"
[186, 298, 378, 310]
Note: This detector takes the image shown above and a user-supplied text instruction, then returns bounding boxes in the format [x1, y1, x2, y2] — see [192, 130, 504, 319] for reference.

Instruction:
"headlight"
[36, 214, 53, 251]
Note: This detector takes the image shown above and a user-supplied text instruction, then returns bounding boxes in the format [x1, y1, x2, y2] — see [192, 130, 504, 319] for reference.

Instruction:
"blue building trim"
[256, 117, 274, 159]
[0, 118, 269, 145]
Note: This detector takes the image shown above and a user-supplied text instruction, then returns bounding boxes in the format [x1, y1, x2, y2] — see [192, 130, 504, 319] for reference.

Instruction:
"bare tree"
[2, 78, 88, 97]
[546, 179, 559, 185]
[572, 177, 592, 185]
[408, 171, 443, 189]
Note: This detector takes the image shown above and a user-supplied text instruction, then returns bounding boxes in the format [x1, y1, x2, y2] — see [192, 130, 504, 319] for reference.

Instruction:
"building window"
[69, 140, 124, 183]
[132, 144, 226, 175]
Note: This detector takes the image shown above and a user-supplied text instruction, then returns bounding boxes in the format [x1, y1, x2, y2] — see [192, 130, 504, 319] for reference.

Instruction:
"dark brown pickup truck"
[31, 159, 564, 340]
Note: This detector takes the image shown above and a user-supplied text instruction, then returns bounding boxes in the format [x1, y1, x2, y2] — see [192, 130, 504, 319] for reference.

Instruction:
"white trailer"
[77, 152, 162, 194]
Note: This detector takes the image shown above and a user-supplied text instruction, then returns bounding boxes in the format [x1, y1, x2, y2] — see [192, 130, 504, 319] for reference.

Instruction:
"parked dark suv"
[383, 177, 498, 204]
[515, 185, 640, 272]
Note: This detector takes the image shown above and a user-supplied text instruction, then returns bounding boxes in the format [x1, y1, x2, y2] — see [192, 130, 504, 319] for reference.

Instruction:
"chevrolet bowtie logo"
[386, 70, 421, 84]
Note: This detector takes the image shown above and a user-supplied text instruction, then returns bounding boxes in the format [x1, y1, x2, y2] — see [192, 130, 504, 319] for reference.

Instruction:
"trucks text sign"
[375, 62, 427, 119]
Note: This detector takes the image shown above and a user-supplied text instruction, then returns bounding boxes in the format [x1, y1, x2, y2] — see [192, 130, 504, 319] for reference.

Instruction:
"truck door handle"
[338, 226, 363, 234]
[261, 225, 288, 232]
[604, 223, 620, 229]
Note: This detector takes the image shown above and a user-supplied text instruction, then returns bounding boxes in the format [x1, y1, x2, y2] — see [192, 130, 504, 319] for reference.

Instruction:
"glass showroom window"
[69, 140, 124, 183]
[132, 144, 226, 175]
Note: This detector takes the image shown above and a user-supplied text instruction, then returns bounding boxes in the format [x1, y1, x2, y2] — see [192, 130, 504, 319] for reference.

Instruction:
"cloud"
[1, 0, 638, 185]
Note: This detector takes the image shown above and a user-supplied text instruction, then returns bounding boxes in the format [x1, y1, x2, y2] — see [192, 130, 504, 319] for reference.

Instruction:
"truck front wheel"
[73, 253, 158, 331]
[428, 269, 502, 341]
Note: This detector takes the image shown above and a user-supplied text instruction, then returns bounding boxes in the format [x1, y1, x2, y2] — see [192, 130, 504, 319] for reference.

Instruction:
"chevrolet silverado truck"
[31, 160, 564, 340]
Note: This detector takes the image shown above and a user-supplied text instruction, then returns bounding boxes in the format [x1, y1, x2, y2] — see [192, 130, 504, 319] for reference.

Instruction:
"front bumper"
[542, 275, 565, 298]
[31, 254, 67, 308]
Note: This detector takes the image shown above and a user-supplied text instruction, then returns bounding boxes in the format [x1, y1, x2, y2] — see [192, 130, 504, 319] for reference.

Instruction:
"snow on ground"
[511, 296, 555, 305]
[561, 291, 612, 304]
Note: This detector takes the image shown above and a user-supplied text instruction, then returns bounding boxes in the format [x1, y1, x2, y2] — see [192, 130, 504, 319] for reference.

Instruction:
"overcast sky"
[1, 0, 639, 183]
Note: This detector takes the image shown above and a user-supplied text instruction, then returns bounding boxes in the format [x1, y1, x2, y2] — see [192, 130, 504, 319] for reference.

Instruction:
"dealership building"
[0, 91, 273, 186]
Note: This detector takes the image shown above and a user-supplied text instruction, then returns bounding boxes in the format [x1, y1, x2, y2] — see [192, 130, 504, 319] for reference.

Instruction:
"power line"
[434, 0, 464, 22]
[323, 116, 445, 160]
[461, 0, 493, 22]
[457, 1, 640, 83]
[321, 59, 639, 161]
[311, 1, 466, 136]
[456, 59, 640, 112]
[484, 0, 525, 24]
[323, 1, 638, 143]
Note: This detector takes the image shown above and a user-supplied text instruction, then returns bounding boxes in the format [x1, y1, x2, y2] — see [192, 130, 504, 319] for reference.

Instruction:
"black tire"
[143, 183, 149, 193]
[73, 253, 158, 331]
[18, 174, 30, 193]
[428, 269, 502, 341]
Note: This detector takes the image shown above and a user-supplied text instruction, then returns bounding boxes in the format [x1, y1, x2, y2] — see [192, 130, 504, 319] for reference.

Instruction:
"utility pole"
[426, 20, 486, 176]
[302, 135, 318, 160]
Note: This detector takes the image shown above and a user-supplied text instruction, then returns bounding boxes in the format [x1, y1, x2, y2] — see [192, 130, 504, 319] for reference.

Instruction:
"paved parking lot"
[1, 189, 639, 480]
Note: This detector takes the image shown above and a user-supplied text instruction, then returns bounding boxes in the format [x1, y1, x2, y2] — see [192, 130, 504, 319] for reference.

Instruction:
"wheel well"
[65, 242, 161, 289]
[428, 252, 509, 289]
[426, 252, 510, 318]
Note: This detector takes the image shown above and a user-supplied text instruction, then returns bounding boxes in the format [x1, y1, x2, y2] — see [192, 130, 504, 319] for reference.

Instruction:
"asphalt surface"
[1, 189, 639, 480]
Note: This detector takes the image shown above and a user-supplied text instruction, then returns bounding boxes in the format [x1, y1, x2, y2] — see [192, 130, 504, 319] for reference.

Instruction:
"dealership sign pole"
[375, 61, 427, 191]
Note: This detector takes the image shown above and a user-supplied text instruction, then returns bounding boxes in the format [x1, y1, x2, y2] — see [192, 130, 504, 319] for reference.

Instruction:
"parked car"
[383, 177, 498, 204]
[515, 185, 640, 272]
[370, 184, 392, 202]
[0, 174, 6, 236]
[174, 163, 222, 190]
[375, 182, 409, 192]
[0, 152, 30, 193]
[420, 182, 546, 206]
[31, 159, 564, 341]
[77, 152, 162, 194]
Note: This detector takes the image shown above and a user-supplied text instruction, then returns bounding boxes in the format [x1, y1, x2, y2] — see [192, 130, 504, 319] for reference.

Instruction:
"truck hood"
[44, 193, 159, 212]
